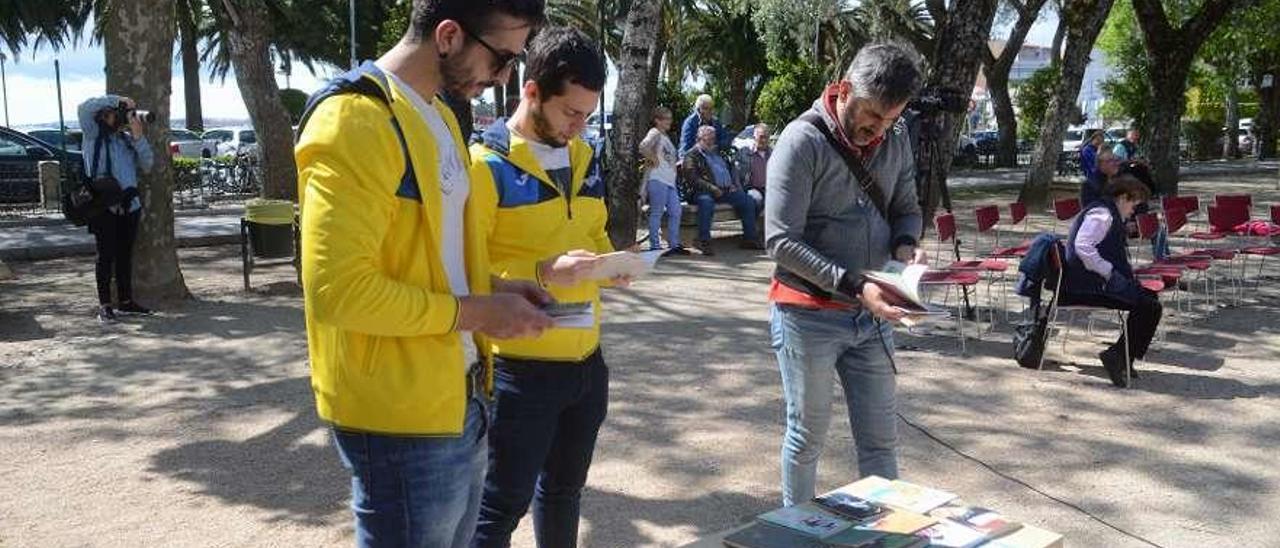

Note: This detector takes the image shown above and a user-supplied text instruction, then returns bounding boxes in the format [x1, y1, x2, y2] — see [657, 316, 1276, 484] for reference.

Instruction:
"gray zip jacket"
[764, 98, 922, 304]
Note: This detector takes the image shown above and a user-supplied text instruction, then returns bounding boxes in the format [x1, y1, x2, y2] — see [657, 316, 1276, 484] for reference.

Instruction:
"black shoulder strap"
[799, 111, 889, 221]
[91, 131, 111, 178]
[296, 61, 416, 199]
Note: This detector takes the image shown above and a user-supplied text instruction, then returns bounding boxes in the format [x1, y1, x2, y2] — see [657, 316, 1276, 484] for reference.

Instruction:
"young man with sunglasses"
[467, 28, 617, 548]
[295, 1, 549, 546]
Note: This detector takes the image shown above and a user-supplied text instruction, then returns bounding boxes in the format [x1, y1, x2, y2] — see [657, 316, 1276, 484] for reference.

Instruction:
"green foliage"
[173, 157, 202, 192]
[1096, 0, 1148, 129]
[1181, 119, 1222, 160]
[279, 88, 308, 123]
[377, 0, 411, 56]
[755, 58, 825, 132]
[1014, 65, 1059, 141]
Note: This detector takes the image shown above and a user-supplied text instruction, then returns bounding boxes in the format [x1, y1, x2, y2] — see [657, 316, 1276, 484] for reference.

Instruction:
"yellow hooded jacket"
[296, 63, 490, 436]
[470, 123, 613, 362]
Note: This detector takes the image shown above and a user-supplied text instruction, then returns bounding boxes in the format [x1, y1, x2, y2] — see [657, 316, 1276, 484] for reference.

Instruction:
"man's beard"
[531, 103, 568, 148]
[440, 57, 497, 100]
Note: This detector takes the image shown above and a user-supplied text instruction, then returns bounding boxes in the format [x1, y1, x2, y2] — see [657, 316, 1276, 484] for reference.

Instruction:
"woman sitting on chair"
[1061, 174, 1163, 388]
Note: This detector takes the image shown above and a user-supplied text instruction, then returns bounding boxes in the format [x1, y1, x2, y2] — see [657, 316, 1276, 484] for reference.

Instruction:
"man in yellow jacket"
[469, 28, 620, 547]
[295, 2, 552, 546]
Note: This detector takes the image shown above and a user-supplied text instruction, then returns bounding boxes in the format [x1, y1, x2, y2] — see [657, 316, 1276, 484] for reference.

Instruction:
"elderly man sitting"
[682, 125, 762, 256]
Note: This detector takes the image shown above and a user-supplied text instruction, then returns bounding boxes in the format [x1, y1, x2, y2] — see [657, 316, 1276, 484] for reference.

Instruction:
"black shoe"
[663, 246, 691, 257]
[97, 305, 118, 323]
[694, 239, 715, 256]
[1099, 348, 1129, 388]
[116, 301, 153, 315]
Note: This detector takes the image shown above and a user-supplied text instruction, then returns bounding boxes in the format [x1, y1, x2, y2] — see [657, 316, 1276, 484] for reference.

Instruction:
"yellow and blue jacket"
[470, 123, 613, 362]
[296, 62, 490, 436]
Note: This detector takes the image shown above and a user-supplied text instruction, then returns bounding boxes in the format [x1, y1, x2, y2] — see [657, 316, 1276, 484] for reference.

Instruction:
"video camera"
[906, 86, 968, 116]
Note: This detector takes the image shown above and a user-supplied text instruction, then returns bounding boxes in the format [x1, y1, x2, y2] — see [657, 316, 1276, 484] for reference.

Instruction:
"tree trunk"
[605, 0, 662, 249]
[1018, 0, 1115, 209]
[1049, 12, 1067, 65]
[219, 0, 297, 201]
[101, 0, 189, 302]
[985, 0, 1046, 168]
[920, 0, 999, 222]
[725, 71, 748, 131]
[645, 15, 667, 117]
[988, 72, 1019, 167]
[177, 0, 203, 132]
[1256, 69, 1278, 159]
[1223, 79, 1239, 158]
[1133, 0, 1245, 196]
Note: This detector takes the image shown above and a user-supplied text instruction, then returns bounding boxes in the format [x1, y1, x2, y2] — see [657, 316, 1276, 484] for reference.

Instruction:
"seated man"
[682, 125, 762, 256]
[1061, 174, 1163, 388]
[735, 122, 771, 211]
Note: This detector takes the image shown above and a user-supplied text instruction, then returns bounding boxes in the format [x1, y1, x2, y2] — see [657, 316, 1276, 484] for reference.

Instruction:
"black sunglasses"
[458, 24, 526, 74]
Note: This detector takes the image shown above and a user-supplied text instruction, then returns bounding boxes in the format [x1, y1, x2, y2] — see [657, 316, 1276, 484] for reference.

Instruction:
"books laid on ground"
[540, 301, 594, 329]
[928, 502, 1023, 540]
[589, 249, 664, 280]
[862, 262, 949, 323]
[831, 476, 958, 515]
[812, 493, 887, 522]
[756, 505, 853, 538]
[914, 519, 989, 548]
[722, 520, 927, 548]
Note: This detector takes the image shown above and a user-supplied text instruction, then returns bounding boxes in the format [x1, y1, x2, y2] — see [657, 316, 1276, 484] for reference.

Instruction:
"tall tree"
[210, 0, 296, 201]
[1132, 0, 1248, 194]
[918, 0, 1000, 220]
[176, 0, 204, 132]
[679, 0, 768, 129]
[982, 0, 1048, 167]
[605, 0, 662, 248]
[1018, 0, 1115, 208]
[101, 0, 190, 301]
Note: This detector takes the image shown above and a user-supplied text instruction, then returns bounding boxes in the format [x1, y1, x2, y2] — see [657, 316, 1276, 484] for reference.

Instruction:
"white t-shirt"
[640, 127, 678, 187]
[385, 71, 476, 364]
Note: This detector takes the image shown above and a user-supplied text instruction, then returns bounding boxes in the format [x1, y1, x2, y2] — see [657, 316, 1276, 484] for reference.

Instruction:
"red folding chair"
[1043, 241, 1136, 387]
[1052, 197, 1081, 235]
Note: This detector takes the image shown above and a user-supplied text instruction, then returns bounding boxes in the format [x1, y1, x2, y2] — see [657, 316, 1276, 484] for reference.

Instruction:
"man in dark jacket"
[764, 43, 924, 506]
[682, 125, 761, 255]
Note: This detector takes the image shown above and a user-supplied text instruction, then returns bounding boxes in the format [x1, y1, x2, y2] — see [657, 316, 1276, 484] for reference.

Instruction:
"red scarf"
[822, 83, 884, 160]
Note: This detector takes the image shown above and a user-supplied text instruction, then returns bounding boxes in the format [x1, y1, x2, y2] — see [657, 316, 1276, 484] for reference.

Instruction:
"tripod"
[911, 110, 976, 320]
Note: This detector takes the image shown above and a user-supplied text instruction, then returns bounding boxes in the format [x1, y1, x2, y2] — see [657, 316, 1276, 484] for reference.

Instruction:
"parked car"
[0, 126, 82, 204]
[26, 128, 83, 152]
[204, 127, 258, 157]
[972, 130, 999, 155]
[168, 129, 218, 159]
[732, 124, 756, 151]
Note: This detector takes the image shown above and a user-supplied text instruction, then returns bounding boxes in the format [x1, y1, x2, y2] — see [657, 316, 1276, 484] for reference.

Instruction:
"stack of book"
[723, 477, 1029, 548]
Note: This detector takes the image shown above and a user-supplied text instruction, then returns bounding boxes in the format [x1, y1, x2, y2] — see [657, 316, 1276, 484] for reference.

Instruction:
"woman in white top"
[639, 106, 689, 254]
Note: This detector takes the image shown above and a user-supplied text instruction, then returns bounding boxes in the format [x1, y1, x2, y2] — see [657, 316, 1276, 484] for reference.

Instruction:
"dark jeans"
[88, 210, 140, 305]
[695, 190, 757, 242]
[473, 350, 610, 548]
[332, 397, 491, 548]
[1059, 290, 1163, 360]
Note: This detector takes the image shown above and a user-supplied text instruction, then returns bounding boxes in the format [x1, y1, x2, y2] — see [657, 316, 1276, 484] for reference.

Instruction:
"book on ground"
[853, 509, 936, 535]
[756, 504, 853, 538]
[928, 503, 1023, 539]
[914, 519, 988, 548]
[813, 493, 888, 523]
[590, 249, 664, 280]
[835, 476, 958, 515]
[721, 522, 829, 548]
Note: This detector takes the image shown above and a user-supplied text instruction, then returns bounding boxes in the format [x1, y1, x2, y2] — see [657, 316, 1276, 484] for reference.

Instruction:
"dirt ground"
[2, 174, 1279, 547]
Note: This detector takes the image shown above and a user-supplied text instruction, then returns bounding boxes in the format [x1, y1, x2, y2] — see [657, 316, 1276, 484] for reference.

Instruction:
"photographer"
[77, 95, 155, 322]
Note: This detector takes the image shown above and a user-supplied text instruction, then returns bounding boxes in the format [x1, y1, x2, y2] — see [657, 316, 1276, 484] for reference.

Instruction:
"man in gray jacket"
[764, 43, 925, 506]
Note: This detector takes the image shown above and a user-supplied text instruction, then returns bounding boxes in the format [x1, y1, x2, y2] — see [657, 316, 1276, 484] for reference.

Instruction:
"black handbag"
[62, 134, 123, 225]
[1012, 315, 1049, 369]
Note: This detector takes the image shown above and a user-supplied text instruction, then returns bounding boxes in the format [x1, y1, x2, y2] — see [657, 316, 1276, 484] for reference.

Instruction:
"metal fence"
[0, 154, 262, 220]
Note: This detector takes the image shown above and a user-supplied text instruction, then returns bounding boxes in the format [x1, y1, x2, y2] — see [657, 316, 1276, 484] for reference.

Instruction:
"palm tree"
[679, 0, 768, 129]
[0, 0, 95, 56]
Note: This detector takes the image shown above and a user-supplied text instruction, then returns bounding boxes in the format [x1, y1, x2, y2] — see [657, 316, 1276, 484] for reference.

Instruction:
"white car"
[732, 125, 756, 151]
[168, 129, 217, 159]
[204, 127, 258, 157]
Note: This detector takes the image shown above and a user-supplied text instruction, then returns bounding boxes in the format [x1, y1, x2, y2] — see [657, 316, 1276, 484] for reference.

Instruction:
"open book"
[589, 249, 664, 281]
[862, 262, 949, 321]
[541, 301, 594, 329]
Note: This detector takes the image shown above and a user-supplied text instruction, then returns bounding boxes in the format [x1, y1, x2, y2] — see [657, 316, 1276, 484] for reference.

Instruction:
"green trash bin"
[241, 199, 298, 289]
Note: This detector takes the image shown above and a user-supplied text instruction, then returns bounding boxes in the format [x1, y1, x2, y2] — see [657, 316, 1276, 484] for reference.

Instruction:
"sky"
[0, 9, 1058, 129]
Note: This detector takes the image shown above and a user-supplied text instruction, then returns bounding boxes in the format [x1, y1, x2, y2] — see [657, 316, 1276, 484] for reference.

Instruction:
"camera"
[115, 103, 155, 124]
[906, 86, 968, 116]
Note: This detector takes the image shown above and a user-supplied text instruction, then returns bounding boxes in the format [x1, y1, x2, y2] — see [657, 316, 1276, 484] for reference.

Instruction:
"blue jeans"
[472, 350, 610, 548]
[695, 190, 757, 242]
[769, 304, 899, 507]
[646, 179, 683, 249]
[332, 397, 491, 548]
